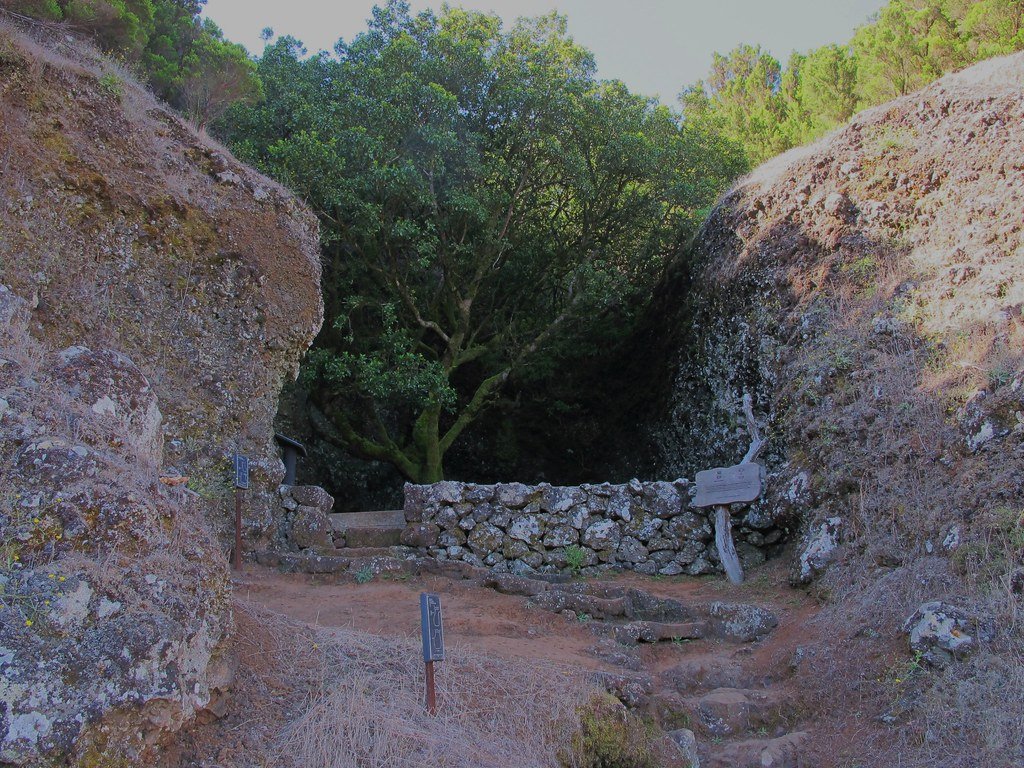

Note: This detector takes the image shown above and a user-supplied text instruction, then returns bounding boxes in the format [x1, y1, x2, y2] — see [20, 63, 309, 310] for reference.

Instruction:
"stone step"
[691, 688, 795, 738]
[614, 620, 707, 645]
[660, 655, 751, 694]
[330, 511, 406, 548]
[704, 730, 809, 768]
[329, 510, 406, 531]
[254, 550, 417, 577]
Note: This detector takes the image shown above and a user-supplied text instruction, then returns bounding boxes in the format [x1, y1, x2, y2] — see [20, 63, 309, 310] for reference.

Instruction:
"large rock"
[290, 505, 333, 550]
[583, 519, 622, 550]
[0, 27, 322, 550]
[0, 21, 322, 765]
[903, 601, 977, 666]
[0, 303, 230, 765]
[402, 522, 441, 548]
[288, 485, 335, 513]
[793, 517, 843, 585]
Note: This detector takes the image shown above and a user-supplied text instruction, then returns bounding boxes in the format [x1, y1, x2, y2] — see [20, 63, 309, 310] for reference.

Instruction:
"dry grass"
[200, 600, 593, 768]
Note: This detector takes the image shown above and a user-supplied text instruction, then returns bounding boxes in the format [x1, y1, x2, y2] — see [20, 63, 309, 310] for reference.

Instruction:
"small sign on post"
[420, 593, 444, 714]
[693, 463, 763, 508]
[234, 454, 250, 490]
[233, 453, 249, 571]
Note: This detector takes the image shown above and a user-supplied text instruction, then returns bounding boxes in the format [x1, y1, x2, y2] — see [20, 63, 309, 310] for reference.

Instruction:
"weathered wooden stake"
[233, 489, 243, 571]
[425, 660, 437, 715]
[714, 505, 744, 584]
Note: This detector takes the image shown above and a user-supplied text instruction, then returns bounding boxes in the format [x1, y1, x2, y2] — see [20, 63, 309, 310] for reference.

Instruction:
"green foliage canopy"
[684, 0, 1024, 166]
[7, 0, 260, 125]
[222, 1, 745, 482]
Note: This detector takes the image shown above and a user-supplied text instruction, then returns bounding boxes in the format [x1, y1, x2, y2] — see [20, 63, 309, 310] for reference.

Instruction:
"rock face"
[0, 25, 323, 545]
[0, 25, 321, 768]
[0, 287, 230, 765]
[647, 53, 1024, 584]
[402, 480, 785, 575]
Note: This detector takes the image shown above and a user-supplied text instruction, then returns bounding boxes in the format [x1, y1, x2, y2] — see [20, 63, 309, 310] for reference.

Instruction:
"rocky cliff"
[0, 19, 321, 766]
[651, 53, 1023, 764]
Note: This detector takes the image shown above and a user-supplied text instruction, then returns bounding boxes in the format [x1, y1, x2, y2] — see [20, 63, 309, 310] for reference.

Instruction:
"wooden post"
[233, 489, 243, 570]
[425, 660, 437, 715]
[714, 505, 744, 584]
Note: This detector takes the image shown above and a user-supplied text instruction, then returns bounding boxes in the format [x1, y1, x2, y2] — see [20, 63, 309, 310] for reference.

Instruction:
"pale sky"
[202, 0, 887, 103]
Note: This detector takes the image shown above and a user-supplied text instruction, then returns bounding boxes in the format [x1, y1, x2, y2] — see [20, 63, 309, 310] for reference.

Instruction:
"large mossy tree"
[222, 1, 744, 483]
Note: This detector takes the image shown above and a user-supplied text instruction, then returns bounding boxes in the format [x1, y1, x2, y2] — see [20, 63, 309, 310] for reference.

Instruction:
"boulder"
[467, 522, 503, 553]
[793, 517, 843, 585]
[290, 505, 333, 550]
[707, 602, 778, 642]
[583, 519, 622, 550]
[542, 524, 578, 548]
[665, 728, 700, 768]
[508, 515, 542, 544]
[289, 485, 335, 512]
[903, 601, 976, 666]
[401, 522, 441, 548]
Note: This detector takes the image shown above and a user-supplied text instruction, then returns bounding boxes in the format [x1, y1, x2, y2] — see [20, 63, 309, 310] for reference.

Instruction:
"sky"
[202, 0, 888, 103]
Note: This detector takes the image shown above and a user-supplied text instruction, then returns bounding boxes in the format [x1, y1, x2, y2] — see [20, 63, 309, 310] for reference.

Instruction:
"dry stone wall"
[402, 480, 785, 576]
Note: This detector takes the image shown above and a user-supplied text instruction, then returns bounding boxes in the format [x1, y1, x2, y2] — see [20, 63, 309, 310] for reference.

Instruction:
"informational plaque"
[694, 463, 763, 507]
[420, 593, 445, 662]
[234, 454, 250, 490]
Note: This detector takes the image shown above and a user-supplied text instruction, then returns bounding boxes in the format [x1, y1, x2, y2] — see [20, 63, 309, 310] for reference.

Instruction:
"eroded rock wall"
[0, 23, 321, 767]
[0, 23, 322, 544]
[652, 53, 1024, 563]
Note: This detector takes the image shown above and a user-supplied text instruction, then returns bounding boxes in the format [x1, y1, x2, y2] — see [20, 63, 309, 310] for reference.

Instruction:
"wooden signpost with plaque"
[693, 394, 766, 585]
[233, 453, 249, 571]
[420, 592, 444, 715]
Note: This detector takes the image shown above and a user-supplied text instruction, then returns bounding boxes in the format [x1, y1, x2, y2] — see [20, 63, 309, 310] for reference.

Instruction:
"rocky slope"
[650, 53, 1024, 765]
[0, 19, 321, 767]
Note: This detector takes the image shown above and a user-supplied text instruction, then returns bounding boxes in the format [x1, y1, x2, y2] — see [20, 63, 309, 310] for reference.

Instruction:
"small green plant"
[564, 545, 586, 576]
[98, 72, 124, 100]
[988, 365, 1014, 389]
[186, 459, 233, 500]
[842, 255, 877, 285]
[354, 565, 374, 584]
[576, 612, 592, 624]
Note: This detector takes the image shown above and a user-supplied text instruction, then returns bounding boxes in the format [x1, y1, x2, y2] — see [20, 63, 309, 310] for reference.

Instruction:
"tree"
[852, 0, 963, 104]
[60, 0, 155, 56]
[681, 44, 790, 165]
[787, 44, 858, 142]
[175, 18, 261, 126]
[960, 0, 1024, 57]
[223, 2, 744, 482]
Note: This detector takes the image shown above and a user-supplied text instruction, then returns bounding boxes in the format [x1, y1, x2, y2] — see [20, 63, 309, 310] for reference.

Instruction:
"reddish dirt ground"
[231, 559, 820, 686]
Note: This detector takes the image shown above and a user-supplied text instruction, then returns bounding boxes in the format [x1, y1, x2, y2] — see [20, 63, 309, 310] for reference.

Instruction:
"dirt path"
[232, 559, 817, 678]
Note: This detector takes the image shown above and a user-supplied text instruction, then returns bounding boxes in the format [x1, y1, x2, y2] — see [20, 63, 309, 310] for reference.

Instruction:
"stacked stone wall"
[401, 479, 785, 576]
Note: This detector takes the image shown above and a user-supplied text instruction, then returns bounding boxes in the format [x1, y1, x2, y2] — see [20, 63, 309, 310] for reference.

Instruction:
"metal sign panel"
[694, 463, 762, 507]
[234, 454, 250, 490]
[420, 592, 445, 662]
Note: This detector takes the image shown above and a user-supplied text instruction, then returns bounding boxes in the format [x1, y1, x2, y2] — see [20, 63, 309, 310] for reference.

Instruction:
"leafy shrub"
[559, 694, 659, 768]
[97, 72, 123, 99]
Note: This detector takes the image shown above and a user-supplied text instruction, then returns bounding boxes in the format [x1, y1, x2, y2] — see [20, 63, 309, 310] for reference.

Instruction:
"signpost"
[420, 592, 444, 714]
[233, 454, 249, 571]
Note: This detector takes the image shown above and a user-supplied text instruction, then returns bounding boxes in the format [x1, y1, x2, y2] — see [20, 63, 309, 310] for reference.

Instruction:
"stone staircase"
[475, 573, 810, 768]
